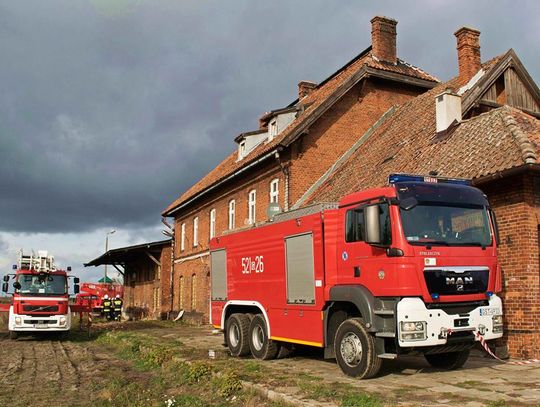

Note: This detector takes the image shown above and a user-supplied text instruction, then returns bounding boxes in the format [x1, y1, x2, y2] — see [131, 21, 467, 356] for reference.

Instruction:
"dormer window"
[268, 119, 278, 141]
[238, 140, 247, 160]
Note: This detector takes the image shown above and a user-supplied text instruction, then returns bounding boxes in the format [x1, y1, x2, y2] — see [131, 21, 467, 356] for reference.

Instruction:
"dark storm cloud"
[0, 0, 538, 234]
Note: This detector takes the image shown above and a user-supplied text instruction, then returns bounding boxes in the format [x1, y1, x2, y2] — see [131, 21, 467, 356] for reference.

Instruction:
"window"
[178, 276, 184, 309]
[248, 190, 256, 224]
[269, 119, 278, 140]
[191, 273, 197, 311]
[238, 140, 246, 160]
[181, 223, 186, 251]
[270, 179, 279, 203]
[228, 200, 236, 229]
[193, 217, 199, 247]
[345, 208, 365, 242]
[209, 208, 216, 239]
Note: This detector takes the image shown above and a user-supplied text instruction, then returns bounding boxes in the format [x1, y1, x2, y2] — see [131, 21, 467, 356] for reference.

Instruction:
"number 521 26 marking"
[241, 256, 264, 274]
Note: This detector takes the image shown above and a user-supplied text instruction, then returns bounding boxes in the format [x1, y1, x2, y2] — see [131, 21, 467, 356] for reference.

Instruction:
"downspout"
[170, 233, 175, 316]
[274, 151, 290, 211]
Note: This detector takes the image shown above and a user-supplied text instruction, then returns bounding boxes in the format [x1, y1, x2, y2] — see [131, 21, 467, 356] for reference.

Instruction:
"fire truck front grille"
[23, 305, 59, 312]
[424, 267, 489, 295]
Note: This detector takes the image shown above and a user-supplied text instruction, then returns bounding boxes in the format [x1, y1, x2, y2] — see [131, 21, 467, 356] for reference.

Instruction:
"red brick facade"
[480, 175, 540, 358]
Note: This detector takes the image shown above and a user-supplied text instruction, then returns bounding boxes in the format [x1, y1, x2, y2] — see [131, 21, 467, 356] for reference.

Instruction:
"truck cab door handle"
[354, 266, 361, 277]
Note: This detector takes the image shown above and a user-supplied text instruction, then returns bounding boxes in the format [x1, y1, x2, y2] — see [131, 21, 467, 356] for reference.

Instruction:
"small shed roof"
[84, 239, 171, 267]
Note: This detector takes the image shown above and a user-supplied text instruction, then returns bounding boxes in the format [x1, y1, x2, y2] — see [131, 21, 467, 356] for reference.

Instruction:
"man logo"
[446, 276, 473, 292]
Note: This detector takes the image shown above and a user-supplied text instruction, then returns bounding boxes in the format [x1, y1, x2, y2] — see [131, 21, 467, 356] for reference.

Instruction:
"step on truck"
[210, 174, 504, 378]
[2, 250, 80, 339]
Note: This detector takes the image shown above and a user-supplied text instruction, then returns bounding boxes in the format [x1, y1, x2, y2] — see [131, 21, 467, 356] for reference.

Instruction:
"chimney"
[454, 27, 481, 84]
[371, 16, 397, 64]
[298, 81, 317, 99]
[435, 89, 462, 133]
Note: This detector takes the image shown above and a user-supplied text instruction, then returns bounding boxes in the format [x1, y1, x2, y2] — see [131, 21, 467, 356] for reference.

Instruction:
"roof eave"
[472, 163, 540, 186]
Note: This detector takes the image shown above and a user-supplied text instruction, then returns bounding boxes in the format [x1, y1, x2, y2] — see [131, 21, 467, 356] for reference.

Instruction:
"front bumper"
[396, 295, 503, 347]
[8, 307, 71, 332]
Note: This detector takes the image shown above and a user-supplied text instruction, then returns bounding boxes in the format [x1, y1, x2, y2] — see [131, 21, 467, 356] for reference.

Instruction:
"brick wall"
[481, 174, 540, 359]
[288, 78, 421, 205]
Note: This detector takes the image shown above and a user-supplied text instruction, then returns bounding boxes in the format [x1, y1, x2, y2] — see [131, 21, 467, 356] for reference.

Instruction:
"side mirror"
[399, 197, 418, 211]
[2, 282, 8, 293]
[12, 265, 17, 270]
[3, 275, 9, 282]
[74, 277, 80, 284]
[365, 204, 381, 245]
[67, 266, 72, 272]
[74, 284, 80, 294]
[13, 281, 21, 290]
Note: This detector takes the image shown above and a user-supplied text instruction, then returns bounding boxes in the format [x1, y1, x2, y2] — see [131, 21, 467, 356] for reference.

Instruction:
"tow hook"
[439, 327, 451, 339]
[478, 324, 486, 335]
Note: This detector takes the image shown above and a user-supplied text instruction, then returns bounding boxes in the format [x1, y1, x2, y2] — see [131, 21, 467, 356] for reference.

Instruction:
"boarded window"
[285, 233, 315, 304]
[211, 249, 227, 301]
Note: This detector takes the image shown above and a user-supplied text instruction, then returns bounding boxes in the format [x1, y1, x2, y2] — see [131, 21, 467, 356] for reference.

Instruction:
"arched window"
[270, 179, 279, 203]
[191, 273, 197, 311]
[248, 190, 256, 224]
[228, 200, 236, 230]
[178, 276, 184, 309]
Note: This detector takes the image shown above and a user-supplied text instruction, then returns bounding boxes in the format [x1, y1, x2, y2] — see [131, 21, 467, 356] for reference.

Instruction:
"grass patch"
[341, 393, 383, 407]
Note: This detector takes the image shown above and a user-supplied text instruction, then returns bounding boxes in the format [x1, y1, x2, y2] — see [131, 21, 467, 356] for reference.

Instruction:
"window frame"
[209, 208, 216, 239]
[270, 178, 279, 204]
[248, 189, 256, 225]
[181, 223, 186, 251]
[193, 217, 199, 247]
[228, 199, 236, 230]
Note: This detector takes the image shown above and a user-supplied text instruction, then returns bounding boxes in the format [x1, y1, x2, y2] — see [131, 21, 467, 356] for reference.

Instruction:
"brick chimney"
[454, 27, 481, 84]
[298, 81, 317, 99]
[371, 16, 397, 64]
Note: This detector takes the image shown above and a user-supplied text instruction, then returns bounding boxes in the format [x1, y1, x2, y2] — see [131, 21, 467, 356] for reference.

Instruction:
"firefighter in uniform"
[113, 294, 123, 321]
[102, 294, 112, 321]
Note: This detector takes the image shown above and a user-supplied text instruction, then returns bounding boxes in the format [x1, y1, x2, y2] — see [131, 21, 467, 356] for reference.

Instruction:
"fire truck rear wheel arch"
[334, 318, 382, 378]
[221, 301, 270, 334]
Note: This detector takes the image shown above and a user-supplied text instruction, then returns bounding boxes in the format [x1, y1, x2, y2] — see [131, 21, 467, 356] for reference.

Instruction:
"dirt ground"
[0, 317, 538, 407]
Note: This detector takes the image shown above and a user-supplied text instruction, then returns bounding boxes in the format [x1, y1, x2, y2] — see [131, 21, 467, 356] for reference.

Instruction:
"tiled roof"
[163, 49, 438, 215]
[306, 70, 540, 204]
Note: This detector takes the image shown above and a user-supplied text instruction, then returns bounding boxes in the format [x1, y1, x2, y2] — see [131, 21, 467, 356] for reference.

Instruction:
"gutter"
[164, 147, 282, 217]
[472, 163, 540, 185]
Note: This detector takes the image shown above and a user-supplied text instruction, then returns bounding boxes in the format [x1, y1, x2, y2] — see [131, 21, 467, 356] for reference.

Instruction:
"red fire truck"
[1, 250, 80, 339]
[210, 174, 503, 378]
[75, 282, 124, 312]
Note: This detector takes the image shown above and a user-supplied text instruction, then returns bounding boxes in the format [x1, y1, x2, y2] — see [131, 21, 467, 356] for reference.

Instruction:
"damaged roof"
[162, 48, 438, 216]
[305, 60, 540, 204]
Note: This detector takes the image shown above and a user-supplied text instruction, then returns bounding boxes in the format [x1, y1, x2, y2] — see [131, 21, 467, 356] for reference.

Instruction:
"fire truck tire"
[225, 313, 251, 357]
[9, 331, 18, 340]
[249, 314, 279, 360]
[424, 349, 470, 370]
[334, 318, 381, 379]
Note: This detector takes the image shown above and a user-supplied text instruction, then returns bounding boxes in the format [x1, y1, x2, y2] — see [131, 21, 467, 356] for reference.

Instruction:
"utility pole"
[104, 229, 116, 282]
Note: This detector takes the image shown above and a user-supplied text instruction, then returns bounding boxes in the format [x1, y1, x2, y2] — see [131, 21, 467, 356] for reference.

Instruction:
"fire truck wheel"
[424, 349, 470, 370]
[249, 314, 279, 360]
[9, 331, 18, 340]
[334, 318, 381, 379]
[225, 313, 251, 357]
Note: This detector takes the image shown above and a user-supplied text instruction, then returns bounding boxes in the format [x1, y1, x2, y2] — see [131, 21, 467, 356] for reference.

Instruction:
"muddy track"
[0, 332, 156, 407]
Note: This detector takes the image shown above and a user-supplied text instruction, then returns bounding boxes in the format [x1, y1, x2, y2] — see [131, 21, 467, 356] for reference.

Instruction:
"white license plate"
[479, 307, 500, 316]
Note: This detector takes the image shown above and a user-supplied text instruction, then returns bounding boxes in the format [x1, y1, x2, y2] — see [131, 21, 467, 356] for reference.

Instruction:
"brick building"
[303, 30, 540, 358]
[162, 16, 438, 321]
[85, 239, 172, 320]
[163, 18, 540, 357]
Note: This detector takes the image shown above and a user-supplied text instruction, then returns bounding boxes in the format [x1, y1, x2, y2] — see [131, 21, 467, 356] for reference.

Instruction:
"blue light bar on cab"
[388, 173, 471, 186]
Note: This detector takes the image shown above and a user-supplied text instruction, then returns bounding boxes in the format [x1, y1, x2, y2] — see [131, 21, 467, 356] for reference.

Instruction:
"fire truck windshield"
[16, 274, 67, 296]
[400, 204, 492, 247]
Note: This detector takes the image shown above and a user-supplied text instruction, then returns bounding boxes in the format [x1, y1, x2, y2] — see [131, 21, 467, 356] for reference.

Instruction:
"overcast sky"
[0, 0, 539, 283]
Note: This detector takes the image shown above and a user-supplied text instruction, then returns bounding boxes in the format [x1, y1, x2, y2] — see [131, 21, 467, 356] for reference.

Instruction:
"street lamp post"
[104, 229, 116, 282]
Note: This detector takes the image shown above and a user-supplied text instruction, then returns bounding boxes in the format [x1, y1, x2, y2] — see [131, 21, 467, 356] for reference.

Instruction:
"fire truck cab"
[2, 250, 79, 339]
[210, 174, 504, 378]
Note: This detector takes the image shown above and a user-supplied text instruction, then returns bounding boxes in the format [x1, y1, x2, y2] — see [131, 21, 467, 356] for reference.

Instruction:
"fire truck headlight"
[400, 321, 427, 341]
[15, 316, 22, 325]
[59, 316, 67, 326]
[492, 315, 503, 333]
